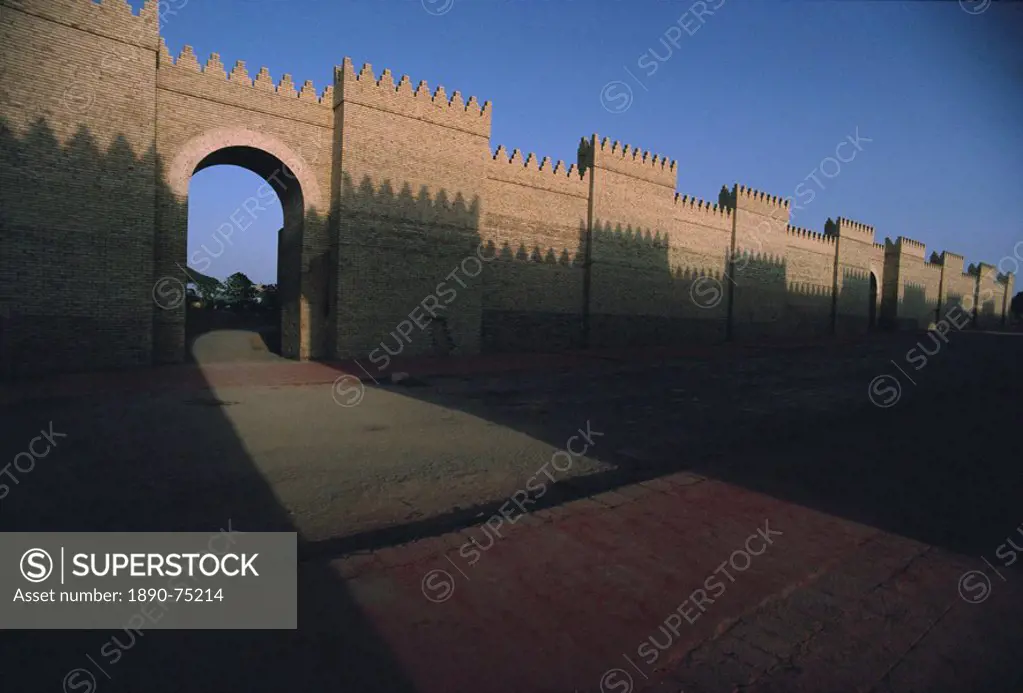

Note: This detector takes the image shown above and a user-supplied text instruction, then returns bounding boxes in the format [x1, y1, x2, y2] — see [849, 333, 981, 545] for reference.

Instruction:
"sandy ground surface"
[0, 329, 1020, 692]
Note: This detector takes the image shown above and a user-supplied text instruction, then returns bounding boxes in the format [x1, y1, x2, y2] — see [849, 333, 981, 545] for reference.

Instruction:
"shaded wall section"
[479, 147, 589, 352]
[154, 38, 333, 361]
[1, 1, 1017, 378]
[582, 136, 732, 347]
[332, 59, 489, 365]
[833, 218, 883, 335]
[975, 263, 1007, 329]
[729, 186, 791, 340]
[0, 0, 158, 376]
[883, 237, 941, 329]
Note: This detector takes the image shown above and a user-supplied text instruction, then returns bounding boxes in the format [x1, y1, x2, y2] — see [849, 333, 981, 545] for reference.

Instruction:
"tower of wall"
[832, 218, 881, 333]
[480, 146, 589, 351]
[0, 0, 159, 376]
[974, 262, 1006, 328]
[728, 185, 791, 339]
[579, 135, 682, 347]
[936, 251, 973, 323]
[154, 39, 334, 362]
[332, 58, 492, 361]
[882, 236, 941, 329]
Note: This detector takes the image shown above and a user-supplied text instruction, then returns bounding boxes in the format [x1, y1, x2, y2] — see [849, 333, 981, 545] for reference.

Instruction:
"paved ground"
[186, 309, 284, 364]
[0, 330, 1020, 692]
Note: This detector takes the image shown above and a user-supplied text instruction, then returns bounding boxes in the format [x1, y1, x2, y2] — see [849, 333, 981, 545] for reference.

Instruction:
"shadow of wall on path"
[0, 120, 419, 693]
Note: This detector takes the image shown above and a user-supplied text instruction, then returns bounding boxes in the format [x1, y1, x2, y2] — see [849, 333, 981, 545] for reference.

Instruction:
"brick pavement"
[322, 473, 1022, 693]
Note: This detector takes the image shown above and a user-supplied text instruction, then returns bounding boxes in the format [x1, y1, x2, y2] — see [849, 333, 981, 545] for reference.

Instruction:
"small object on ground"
[388, 372, 427, 386]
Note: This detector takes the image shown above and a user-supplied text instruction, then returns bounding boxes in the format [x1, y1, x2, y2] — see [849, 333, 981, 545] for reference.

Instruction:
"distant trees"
[182, 270, 281, 312]
[929, 251, 942, 264]
[223, 272, 256, 304]
[258, 283, 279, 311]
[717, 185, 735, 210]
[1012, 292, 1022, 321]
[183, 267, 224, 308]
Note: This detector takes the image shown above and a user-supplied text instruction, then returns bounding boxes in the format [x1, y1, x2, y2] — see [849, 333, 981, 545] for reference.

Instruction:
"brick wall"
[154, 39, 333, 362]
[0, 0, 1016, 378]
[833, 218, 881, 335]
[937, 252, 975, 323]
[583, 136, 720, 348]
[882, 237, 942, 329]
[480, 147, 589, 352]
[975, 263, 1006, 328]
[332, 59, 490, 370]
[729, 186, 791, 340]
[0, 0, 158, 377]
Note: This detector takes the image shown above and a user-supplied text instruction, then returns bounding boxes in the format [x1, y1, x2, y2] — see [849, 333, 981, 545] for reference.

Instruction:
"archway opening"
[868, 271, 878, 329]
[184, 146, 303, 364]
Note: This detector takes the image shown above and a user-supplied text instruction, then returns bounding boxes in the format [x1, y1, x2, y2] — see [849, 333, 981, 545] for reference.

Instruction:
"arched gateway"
[160, 128, 328, 363]
[0, 0, 1013, 378]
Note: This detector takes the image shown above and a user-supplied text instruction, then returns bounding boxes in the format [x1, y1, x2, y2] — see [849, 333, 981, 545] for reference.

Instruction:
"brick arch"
[166, 127, 326, 211]
[157, 127, 327, 364]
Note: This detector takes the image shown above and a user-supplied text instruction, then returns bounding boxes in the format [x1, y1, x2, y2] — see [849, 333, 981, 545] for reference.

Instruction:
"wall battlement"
[941, 251, 965, 275]
[895, 236, 927, 259]
[158, 41, 332, 105]
[579, 136, 677, 189]
[335, 58, 491, 138]
[486, 145, 587, 197]
[1, 0, 1016, 376]
[2, 0, 159, 49]
[673, 194, 733, 231]
[734, 184, 790, 218]
[787, 224, 835, 248]
[977, 262, 998, 280]
[834, 217, 875, 244]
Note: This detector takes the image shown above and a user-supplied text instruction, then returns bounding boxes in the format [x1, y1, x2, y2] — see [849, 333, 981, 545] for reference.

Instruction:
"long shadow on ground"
[306, 330, 1023, 565]
[0, 358, 419, 693]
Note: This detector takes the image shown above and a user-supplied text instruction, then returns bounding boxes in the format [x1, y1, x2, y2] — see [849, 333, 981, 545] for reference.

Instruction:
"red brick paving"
[328, 472, 1023, 693]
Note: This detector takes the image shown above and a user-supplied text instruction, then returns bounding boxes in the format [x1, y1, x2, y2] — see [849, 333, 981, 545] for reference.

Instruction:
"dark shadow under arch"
[869, 271, 878, 329]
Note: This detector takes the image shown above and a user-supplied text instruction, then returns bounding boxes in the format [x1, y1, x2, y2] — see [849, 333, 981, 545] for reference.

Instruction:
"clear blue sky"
[143, 0, 1023, 285]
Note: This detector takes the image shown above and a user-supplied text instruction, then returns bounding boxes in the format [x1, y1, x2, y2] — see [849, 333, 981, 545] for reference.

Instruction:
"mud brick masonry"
[0, 0, 1015, 377]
